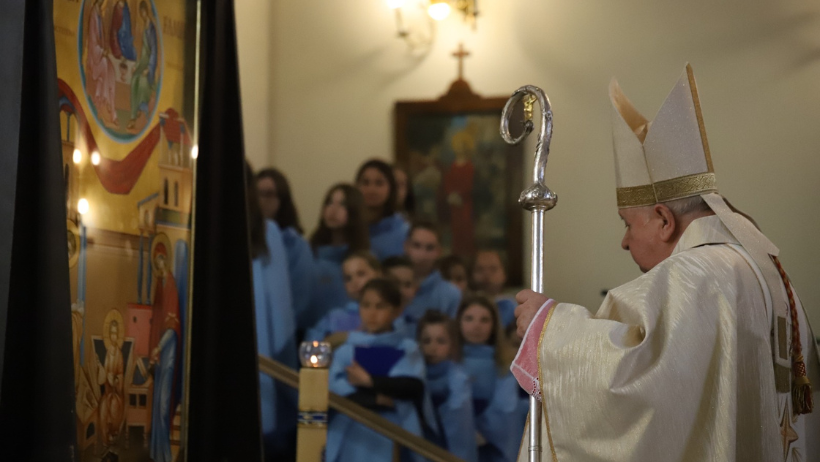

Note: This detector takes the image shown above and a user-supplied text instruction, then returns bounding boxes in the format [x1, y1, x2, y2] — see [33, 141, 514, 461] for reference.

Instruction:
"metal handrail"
[258, 355, 465, 462]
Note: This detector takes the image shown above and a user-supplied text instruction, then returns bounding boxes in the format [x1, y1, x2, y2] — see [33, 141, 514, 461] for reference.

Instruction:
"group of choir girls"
[247, 158, 528, 462]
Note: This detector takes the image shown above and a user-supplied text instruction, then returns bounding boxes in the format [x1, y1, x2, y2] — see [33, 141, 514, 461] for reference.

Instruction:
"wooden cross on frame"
[452, 43, 471, 81]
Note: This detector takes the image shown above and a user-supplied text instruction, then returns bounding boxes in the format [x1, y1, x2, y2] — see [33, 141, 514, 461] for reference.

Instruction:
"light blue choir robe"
[281, 226, 316, 331]
[495, 297, 516, 328]
[305, 301, 360, 342]
[404, 271, 462, 321]
[392, 315, 416, 339]
[326, 330, 427, 462]
[308, 244, 351, 327]
[369, 213, 409, 260]
[462, 344, 520, 462]
[253, 220, 298, 452]
[306, 301, 414, 342]
[426, 361, 479, 462]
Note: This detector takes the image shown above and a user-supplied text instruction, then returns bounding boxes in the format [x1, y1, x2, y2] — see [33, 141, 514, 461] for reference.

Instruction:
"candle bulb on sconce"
[427, 0, 451, 20]
[387, 0, 479, 44]
[299, 341, 332, 368]
[78, 198, 90, 215]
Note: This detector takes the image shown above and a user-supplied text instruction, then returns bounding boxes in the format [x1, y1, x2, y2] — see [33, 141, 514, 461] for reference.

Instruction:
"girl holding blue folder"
[325, 279, 428, 462]
[457, 295, 519, 462]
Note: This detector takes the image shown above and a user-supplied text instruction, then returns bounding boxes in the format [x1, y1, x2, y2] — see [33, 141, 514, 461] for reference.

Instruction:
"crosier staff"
[500, 86, 556, 462]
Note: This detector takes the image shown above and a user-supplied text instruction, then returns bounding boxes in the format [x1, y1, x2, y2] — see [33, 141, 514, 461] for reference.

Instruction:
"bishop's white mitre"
[610, 63, 718, 208]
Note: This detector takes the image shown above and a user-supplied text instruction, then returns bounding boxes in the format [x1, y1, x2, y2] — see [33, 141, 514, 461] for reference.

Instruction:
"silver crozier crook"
[500, 86, 556, 462]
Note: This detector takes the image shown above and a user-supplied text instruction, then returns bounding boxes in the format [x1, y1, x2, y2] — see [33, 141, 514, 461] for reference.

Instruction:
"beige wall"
[236, 0, 272, 169]
[236, 0, 820, 328]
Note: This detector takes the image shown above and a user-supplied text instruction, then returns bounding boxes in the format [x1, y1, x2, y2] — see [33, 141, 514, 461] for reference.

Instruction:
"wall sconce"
[387, 0, 478, 49]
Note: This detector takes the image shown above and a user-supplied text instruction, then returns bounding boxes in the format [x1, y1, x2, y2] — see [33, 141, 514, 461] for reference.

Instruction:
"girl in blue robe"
[403, 223, 462, 321]
[355, 159, 409, 260]
[305, 252, 380, 344]
[439, 254, 470, 294]
[417, 311, 479, 462]
[383, 256, 420, 338]
[470, 250, 516, 328]
[326, 279, 429, 462]
[308, 184, 370, 327]
[255, 168, 316, 332]
[457, 295, 520, 462]
[405, 269, 462, 321]
[247, 163, 298, 460]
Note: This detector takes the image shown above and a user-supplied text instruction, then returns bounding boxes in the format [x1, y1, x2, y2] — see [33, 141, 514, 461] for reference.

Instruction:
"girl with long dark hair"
[355, 159, 409, 260]
[307, 184, 370, 324]
[256, 168, 315, 332]
[246, 161, 297, 460]
[456, 295, 518, 462]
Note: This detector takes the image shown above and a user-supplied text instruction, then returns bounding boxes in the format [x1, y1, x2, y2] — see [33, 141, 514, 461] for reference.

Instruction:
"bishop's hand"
[514, 289, 550, 339]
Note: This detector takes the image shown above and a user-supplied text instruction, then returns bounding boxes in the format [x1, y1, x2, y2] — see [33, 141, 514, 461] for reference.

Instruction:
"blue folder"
[354, 346, 404, 377]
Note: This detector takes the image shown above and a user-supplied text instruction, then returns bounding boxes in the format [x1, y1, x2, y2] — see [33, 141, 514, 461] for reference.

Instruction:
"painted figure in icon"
[109, 0, 137, 61]
[97, 310, 126, 445]
[443, 130, 476, 256]
[86, 0, 118, 125]
[129, 0, 159, 129]
[149, 241, 181, 462]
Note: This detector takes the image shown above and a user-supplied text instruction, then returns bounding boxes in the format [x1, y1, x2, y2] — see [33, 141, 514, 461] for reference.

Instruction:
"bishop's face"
[619, 206, 670, 273]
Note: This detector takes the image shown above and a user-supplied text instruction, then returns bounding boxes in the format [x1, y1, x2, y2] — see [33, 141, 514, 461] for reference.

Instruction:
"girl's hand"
[375, 394, 395, 408]
[346, 361, 373, 388]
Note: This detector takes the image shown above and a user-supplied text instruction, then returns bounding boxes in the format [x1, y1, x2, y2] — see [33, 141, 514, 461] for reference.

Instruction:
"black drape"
[0, 0, 78, 459]
[186, 0, 264, 459]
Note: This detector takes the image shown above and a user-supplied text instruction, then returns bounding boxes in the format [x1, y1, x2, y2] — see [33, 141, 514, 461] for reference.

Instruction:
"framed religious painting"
[395, 79, 525, 286]
[54, 0, 199, 459]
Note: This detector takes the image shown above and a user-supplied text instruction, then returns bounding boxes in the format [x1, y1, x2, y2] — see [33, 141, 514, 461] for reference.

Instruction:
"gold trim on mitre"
[617, 172, 718, 208]
[611, 64, 719, 209]
[686, 63, 714, 173]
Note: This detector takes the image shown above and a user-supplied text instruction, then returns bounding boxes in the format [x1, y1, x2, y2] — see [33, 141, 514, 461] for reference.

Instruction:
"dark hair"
[256, 168, 303, 234]
[439, 255, 467, 280]
[416, 310, 461, 362]
[343, 250, 382, 273]
[245, 160, 268, 259]
[361, 278, 402, 310]
[310, 184, 370, 253]
[408, 219, 442, 243]
[139, 0, 150, 15]
[392, 164, 415, 216]
[382, 255, 413, 272]
[355, 159, 397, 219]
[456, 294, 510, 372]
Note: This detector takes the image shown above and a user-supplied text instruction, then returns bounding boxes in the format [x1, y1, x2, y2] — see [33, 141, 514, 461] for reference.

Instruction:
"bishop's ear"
[654, 203, 677, 242]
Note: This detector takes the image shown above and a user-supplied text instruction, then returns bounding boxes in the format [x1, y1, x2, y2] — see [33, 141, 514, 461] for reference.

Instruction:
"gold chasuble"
[515, 66, 820, 461]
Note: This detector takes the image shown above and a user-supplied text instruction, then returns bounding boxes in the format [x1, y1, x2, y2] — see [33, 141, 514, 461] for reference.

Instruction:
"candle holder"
[296, 341, 332, 462]
[299, 341, 332, 368]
